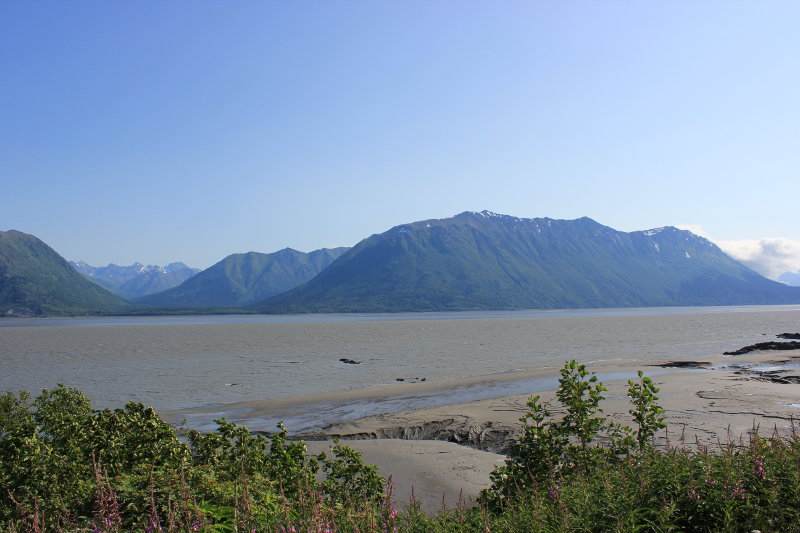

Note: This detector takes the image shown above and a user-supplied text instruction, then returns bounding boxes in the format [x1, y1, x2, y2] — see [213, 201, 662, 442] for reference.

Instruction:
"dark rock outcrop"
[723, 341, 800, 356]
[654, 361, 711, 369]
[298, 418, 518, 454]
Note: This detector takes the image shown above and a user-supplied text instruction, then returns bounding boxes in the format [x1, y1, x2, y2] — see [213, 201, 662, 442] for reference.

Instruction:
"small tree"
[555, 359, 613, 473]
[627, 370, 667, 450]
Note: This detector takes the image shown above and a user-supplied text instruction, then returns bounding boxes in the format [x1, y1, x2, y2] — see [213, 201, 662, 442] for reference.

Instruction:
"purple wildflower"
[754, 457, 766, 480]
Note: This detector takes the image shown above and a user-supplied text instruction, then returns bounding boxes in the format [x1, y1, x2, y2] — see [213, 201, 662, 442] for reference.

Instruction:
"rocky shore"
[723, 340, 800, 355]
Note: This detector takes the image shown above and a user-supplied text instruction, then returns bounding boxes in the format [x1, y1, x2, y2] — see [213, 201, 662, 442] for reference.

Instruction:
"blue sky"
[2, 2, 799, 276]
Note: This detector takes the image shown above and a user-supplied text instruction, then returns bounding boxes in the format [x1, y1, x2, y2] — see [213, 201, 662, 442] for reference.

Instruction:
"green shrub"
[483, 360, 639, 508]
[628, 370, 667, 451]
[1, 385, 387, 531]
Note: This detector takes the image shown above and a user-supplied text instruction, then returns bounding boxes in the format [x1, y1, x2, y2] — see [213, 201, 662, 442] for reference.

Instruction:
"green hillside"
[133, 247, 348, 308]
[254, 211, 800, 313]
[0, 230, 132, 316]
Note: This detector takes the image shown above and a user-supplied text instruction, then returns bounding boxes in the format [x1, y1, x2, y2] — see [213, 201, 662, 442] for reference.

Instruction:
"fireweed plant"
[2, 361, 800, 532]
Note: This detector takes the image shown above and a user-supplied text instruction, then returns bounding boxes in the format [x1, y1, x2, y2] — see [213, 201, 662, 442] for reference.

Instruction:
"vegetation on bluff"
[2, 363, 800, 532]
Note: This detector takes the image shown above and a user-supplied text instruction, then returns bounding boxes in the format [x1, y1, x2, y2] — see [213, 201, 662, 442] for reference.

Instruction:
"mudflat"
[5, 306, 799, 414]
[237, 351, 800, 513]
[6, 310, 800, 513]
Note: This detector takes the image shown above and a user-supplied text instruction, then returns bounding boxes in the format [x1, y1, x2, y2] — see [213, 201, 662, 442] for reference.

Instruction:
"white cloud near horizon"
[677, 225, 800, 280]
[717, 238, 800, 280]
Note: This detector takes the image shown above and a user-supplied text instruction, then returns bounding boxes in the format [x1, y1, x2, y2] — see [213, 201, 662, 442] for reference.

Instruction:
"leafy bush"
[0, 384, 386, 531]
[0, 385, 189, 527]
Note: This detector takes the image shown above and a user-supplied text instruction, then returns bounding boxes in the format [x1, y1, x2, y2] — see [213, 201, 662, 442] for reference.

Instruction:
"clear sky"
[2, 2, 799, 277]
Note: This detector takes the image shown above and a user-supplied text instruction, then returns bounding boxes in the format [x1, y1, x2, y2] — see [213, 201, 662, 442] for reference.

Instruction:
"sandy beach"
[168, 348, 800, 513]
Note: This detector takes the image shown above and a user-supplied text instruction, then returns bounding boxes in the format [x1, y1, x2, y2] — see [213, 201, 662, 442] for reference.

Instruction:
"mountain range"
[3, 211, 800, 316]
[70, 261, 199, 299]
[254, 211, 800, 312]
[0, 230, 131, 316]
[132, 247, 349, 308]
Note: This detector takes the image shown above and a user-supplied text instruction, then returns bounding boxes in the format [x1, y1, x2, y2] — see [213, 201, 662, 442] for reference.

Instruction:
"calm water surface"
[1, 306, 798, 420]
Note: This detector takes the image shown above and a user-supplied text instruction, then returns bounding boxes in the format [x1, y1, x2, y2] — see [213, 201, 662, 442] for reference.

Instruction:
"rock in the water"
[723, 341, 800, 355]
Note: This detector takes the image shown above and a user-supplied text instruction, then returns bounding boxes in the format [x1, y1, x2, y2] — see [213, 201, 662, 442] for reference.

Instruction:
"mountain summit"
[70, 261, 200, 299]
[254, 211, 800, 313]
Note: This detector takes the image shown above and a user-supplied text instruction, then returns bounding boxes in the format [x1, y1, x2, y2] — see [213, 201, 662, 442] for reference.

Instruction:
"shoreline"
[165, 349, 800, 512]
[6, 303, 797, 326]
[165, 361, 702, 434]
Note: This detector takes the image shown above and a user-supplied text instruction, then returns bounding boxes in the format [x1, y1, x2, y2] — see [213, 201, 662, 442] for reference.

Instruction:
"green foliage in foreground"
[0, 385, 384, 532]
[2, 362, 800, 532]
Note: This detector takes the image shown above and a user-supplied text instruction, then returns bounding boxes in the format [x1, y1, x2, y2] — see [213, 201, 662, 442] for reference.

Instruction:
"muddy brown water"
[2, 305, 798, 430]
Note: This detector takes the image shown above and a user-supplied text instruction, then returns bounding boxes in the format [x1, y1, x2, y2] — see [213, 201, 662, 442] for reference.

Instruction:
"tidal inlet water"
[1, 306, 798, 431]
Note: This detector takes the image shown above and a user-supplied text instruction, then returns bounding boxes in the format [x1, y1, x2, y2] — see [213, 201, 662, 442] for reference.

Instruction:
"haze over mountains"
[3, 211, 800, 316]
[70, 261, 200, 300]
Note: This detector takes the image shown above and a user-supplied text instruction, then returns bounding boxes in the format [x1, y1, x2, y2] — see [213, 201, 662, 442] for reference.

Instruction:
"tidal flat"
[1, 305, 799, 420]
[3, 305, 800, 511]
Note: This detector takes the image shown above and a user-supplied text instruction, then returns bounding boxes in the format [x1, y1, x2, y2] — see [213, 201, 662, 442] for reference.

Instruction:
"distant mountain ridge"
[5, 212, 799, 316]
[254, 211, 800, 313]
[133, 247, 349, 308]
[0, 230, 131, 316]
[70, 261, 200, 299]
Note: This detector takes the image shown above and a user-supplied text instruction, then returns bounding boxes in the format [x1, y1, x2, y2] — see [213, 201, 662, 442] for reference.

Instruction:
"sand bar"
[167, 361, 703, 433]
